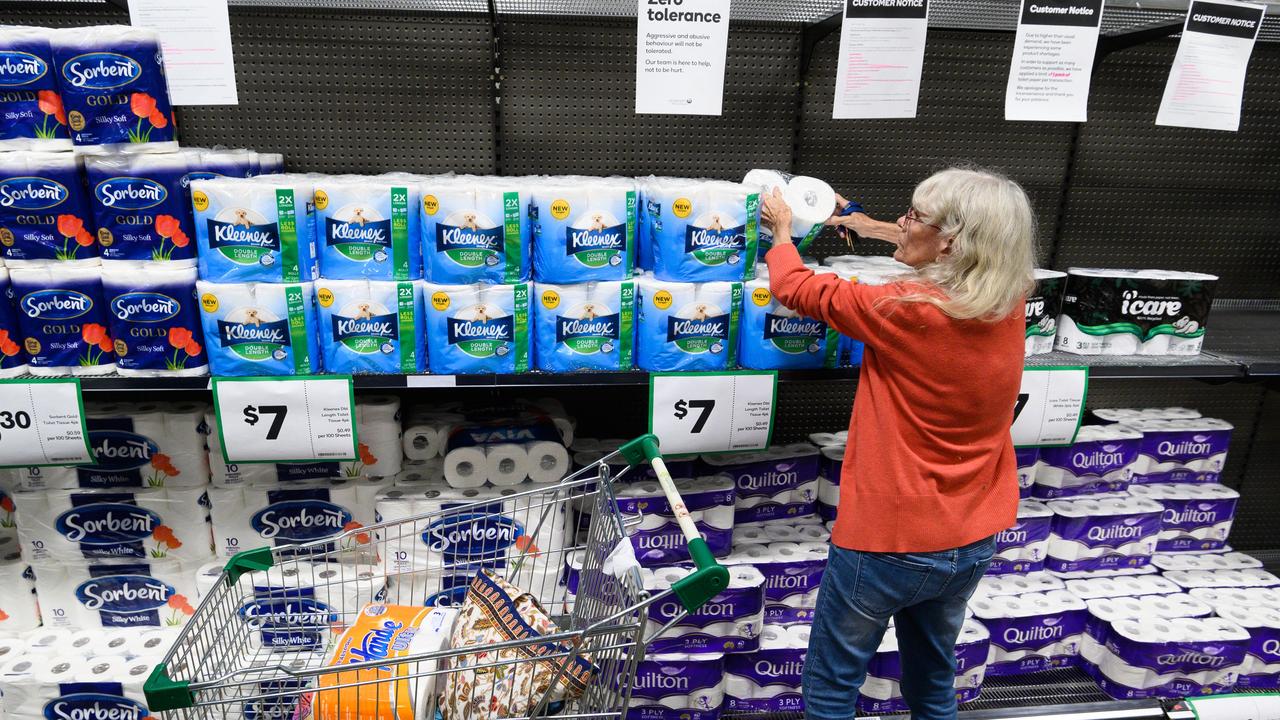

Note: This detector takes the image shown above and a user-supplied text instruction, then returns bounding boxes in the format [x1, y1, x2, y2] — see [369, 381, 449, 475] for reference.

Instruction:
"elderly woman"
[760, 167, 1036, 720]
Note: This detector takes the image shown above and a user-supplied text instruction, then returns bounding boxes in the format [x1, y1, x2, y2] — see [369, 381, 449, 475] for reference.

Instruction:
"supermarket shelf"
[1024, 351, 1244, 379]
[1200, 309, 1280, 377]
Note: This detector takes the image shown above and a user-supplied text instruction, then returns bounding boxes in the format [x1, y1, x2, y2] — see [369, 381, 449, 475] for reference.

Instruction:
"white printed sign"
[1005, 0, 1104, 122]
[1013, 367, 1088, 447]
[635, 0, 733, 115]
[833, 0, 930, 119]
[650, 371, 776, 454]
[1157, 0, 1266, 132]
[212, 376, 356, 463]
[130, 0, 239, 105]
[0, 379, 92, 467]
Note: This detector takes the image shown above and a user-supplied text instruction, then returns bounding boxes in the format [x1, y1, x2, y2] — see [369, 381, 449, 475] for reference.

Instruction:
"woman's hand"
[760, 187, 793, 243]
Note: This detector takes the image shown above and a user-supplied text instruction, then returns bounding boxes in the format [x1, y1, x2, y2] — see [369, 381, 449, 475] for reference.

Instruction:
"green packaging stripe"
[743, 193, 760, 280]
[799, 223, 823, 253]
[625, 190, 637, 279]
[824, 328, 840, 368]
[503, 191, 521, 284]
[397, 282, 416, 373]
[619, 282, 635, 370]
[391, 186, 410, 281]
[727, 282, 742, 368]
[284, 285, 311, 374]
[275, 189, 300, 283]
[513, 283, 530, 373]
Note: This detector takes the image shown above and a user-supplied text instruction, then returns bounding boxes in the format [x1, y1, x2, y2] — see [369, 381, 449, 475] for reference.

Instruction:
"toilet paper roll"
[0, 655, 88, 716]
[11, 265, 117, 375]
[102, 266, 207, 376]
[1152, 551, 1261, 572]
[486, 443, 530, 486]
[83, 150, 202, 266]
[403, 425, 444, 460]
[532, 280, 637, 372]
[422, 281, 531, 374]
[314, 174, 422, 281]
[526, 441, 570, 484]
[192, 176, 318, 283]
[130, 628, 180, 659]
[0, 551, 38, 632]
[443, 446, 488, 488]
[196, 280, 319, 376]
[782, 176, 837, 246]
[349, 395, 403, 478]
[0, 152, 98, 266]
[49, 26, 177, 152]
[34, 557, 202, 629]
[420, 175, 531, 284]
[529, 176, 637, 284]
[18, 486, 212, 563]
[207, 479, 375, 557]
[315, 279, 424, 374]
[0, 636, 26, 663]
[0, 27, 72, 152]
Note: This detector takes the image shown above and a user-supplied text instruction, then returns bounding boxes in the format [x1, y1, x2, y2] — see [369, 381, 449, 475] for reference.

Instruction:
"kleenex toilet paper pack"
[636, 275, 741, 371]
[1046, 495, 1164, 573]
[421, 175, 530, 284]
[423, 281, 531, 374]
[629, 653, 725, 720]
[314, 175, 421, 281]
[16, 486, 211, 563]
[0, 27, 72, 152]
[530, 176, 637, 283]
[739, 274, 839, 370]
[191, 177, 317, 283]
[644, 566, 765, 655]
[640, 177, 760, 283]
[34, 558, 200, 629]
[533, 281, 636, 372]
[0, 151, 99, 264]
[315, 279, 423, 374]
[196, 280, 319, 376]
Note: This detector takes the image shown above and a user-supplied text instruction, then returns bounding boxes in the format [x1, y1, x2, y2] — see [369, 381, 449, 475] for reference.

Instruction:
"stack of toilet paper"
[732, 521, 830, 547]
[634, 274, 742, 372]
[857, 619, 990, 714]
[990, 499, 1053, 575]
[1033, 424, 1142, 499]
[643, 565, 765, 654]
[722, 542, 827, 625]
[974, 571, 1066, 598]
[628, 652, 725, 720]
[35, 557, 202, 629]
[724, 625, 808, 713]
[639, 177, 760, 283]
[195, 279, 320, 376]
[1190, 587, 1280, 612]
[616, 475, 735, 566]
[738, 268, 840, 370]
[1063, 573, 1180, 600]
[1045, 495, 1164, 573]
[1091, 407, 1202, 423]
[0, 549, 40, 633]
[10, 265, 116, 375]
[208, 477, 386, 557]
[1127, 483, 1240, 551]
[816, 445, 844, 520]
[1216, 605, 1280, 689]
[1055, 268, 1218, 356]
[702, 444, 819, 524]
[0, 26, 71, 152]
[1151, 551, 1261, 572]
[16, 485, 212, 563]
[1123, 417, 1233, 484]
[438, 418, 571, 487]
[191, 176, 318, 284]
[1163, 568, 1280, 590]
[1025, 269, 1067, 356]
[420, 174, 531, 284]
[0, 647, 165, 720]
[423, 280, 532, 374]
[314, 278, 425, 374]
[529, 176, 637, 284]
[401, 411, 466, 461]
[1083, 615, 1248, 698]
[532, 280, 637, 372]
[313, 174, 423, 282]
[1016, 447, 1040, 499]
[741, 169, 836, 255]
[1081, 593, 1212, 646]
[970, 590, 1087, 676]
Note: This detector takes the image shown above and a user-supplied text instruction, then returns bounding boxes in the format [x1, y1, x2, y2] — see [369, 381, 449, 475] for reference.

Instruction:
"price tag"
[0, 378, 92, 467]
[1185, 693, 1280, 720]
[212, 375, 357, 463]
[1013, 366, 1088, 447]
[649, 371, 776, 454]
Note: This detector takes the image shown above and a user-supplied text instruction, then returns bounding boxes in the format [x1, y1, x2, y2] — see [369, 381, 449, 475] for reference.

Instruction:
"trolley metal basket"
[145, 434, 729, 720]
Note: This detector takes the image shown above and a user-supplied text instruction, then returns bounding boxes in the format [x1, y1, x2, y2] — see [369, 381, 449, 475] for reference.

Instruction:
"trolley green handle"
[620, 434, 730, 613]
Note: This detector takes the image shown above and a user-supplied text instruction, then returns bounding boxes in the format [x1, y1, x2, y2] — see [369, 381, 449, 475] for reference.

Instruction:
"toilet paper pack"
[635, 275, 741, 372]
[0, 27, 72, 151]
[208, 479, 383, 557]
[315, 279, 423, 374]
[1062, 573, 1180, 600]
[83, 151, 200, 264]
[1026, 269, 1067, 356]
[533, 280, 636, 372]
[1033, 424, 1142, 499]
[191, 177, 318, 283]
[739, 276, 839, 370]
[1046, 496, 1164, 572]
[0, 151, 99, 264]
[0, 653, 160, 720]
[421, 175, 530, 284]
[34, 558, 201, 629]
[1092, 407, 1203, 423]
[817, 445, 843, 521]
[314, 175, 421, 280]
[644, 566, 765, 655]
[702, 444, 819, 525]
[16, 486, 212, 562]
[990, 499, 1053, 575]
[640, 177, 760, 283]
[973, 571, 1065, 598]
[0, 550, 39, 632]
[0, 268, 30, 376]
[1190, 587, 1280, 612]
[103, 265, 207, 376]
[723, 625, 807, 713]
[1082, 616, 1248, 699]
[1164, 568, 1280, 590]
[12, 265, 117, 375]
[1217, 606, 1280, 689]
[423, 281, 531, 374]
[1081, 594, 1212, 644]
[857, 620, 990, 714]
[618, 476, 735, 566]
[1127, 483, 1239, 551]
[1056, 268, 1218, 356]
[530, 176, 637, 283]
[629, 653, 725, 720]
[1016, 447, 1039, 499]
[1152, 551, 1261, 572]
[970, 590, 1088, 676]
[48, 26, 177, 152]
[196, 280, 319, 376]
[722, 543, 827, 625]
[742, 171, 833, 256]
[1124, 418, 1233, 484]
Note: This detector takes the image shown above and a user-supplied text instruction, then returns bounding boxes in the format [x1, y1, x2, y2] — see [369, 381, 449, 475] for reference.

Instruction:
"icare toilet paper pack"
[191, 176, 318, 283]
[83, 150, 200, 264]
[1056, 268, 1218, 356]
[533, 280, 636, 372]
[0, 151, 99, 264]
[423, 281, 531, 374]
[315, 278, 423, 374]
[1025, 269, 1066, 356]
[314, 174, 421, 281]
[529, 175, 637, 283]
[640, 177, 760, 282]
[196, 280, 320, 376]
[421, 175, 530, 284]
[0, 26, 72, 152]
[635, 275, 741, 372]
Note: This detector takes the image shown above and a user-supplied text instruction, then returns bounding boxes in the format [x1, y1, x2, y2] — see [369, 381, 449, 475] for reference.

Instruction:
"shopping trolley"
[145, 434, 730, 720]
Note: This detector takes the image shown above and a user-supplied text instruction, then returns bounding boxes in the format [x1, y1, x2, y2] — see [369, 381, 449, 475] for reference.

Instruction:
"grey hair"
[896, 167, 1037, 320]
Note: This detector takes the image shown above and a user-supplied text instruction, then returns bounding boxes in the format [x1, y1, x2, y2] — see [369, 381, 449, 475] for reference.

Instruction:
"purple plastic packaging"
[628, 654, 725, 720]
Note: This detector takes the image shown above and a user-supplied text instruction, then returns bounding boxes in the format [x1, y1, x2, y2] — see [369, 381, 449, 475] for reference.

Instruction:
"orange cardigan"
[767, 244, 1022, 552]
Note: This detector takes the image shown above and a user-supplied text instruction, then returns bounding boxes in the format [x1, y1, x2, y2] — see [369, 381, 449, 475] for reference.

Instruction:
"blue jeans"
[802, 537, 996, 720]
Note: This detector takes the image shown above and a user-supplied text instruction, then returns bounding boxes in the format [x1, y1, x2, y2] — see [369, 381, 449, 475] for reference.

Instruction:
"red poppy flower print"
[82, 323, 107, 346]
[155, 215, 181, 238]
[169, 327, 193, 349]
[57, 214, 84, 239]
[130, 93, 157, 119]
[36, 90, 66, 125]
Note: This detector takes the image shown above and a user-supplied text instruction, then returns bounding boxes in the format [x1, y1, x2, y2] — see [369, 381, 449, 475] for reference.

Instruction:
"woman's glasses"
[903, 207, 943, 232]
